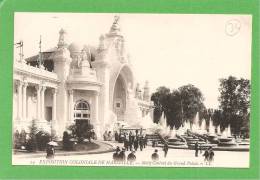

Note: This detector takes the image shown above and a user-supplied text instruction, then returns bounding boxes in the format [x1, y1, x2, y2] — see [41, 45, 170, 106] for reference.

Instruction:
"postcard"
[12, 12, 251, 168]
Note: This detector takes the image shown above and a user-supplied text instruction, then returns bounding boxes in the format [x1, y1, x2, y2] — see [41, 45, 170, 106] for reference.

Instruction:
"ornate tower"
[52, 28, 72, 136]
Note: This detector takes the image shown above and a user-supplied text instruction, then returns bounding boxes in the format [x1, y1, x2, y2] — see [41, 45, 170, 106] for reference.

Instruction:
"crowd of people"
[113, 146, 160, 163]
[115, 130, 148, 152]
[112, 137, 215, 164]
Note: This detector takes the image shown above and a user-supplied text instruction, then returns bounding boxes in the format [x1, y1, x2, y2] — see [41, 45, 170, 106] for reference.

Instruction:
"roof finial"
[38, 35, 44, 69]
[109, 15, 121, 35]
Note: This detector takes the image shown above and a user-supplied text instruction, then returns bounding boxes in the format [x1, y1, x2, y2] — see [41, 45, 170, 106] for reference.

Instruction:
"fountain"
[191, 112, 200, 133]
[131, 110, 249, 151]
[218, 125, 237, 147]
[166, 126, 187, 147]
[200, 119, 206, 132]
[206, 118, 219, 143]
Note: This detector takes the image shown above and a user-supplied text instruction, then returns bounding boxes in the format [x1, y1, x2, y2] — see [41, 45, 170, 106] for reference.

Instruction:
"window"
[83, 114, 90, 118]
[74, 100, 91, 120]
[75, 100, 90, 110]
[116, 102, 121, 108]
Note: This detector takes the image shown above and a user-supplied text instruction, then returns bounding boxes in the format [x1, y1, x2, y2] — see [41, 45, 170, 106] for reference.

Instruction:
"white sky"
[14, 13, 252, 109]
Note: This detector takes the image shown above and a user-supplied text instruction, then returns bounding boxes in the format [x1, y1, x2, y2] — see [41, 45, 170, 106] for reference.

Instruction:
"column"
[36, 85, 41, 120]
[51, 88, 57, 134]
[17, 81, 22, 120]
[22, 82, 28, 120]
[41, 86, 46, 120]
[68, 90, 74, 122]
[52, 88, 57, 121]
[94, 91, 101, 138]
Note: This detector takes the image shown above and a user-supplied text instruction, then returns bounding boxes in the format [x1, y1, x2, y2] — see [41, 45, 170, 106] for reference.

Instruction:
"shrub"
[36, 131, 51, 151]
[62, 131, 73, 150]
[68, 121, 94, 143]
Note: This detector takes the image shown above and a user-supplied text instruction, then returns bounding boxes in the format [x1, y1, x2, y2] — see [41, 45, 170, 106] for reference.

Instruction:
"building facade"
[13, 16, 154, 138]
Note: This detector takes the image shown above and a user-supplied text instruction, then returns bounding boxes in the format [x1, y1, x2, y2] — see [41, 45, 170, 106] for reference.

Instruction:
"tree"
[151, 86, 171, 123]
[26, 119, 38, 152]
[178, 84, 205, 125]
[151, 84, 205, 129]
[218, 76, 250, 134]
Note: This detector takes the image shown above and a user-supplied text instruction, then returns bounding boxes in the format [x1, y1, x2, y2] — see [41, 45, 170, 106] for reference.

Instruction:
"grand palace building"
[13, 16, 154, 138]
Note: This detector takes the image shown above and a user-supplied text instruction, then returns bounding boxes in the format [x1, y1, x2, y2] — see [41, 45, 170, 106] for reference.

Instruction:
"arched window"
[74, 100, 90, 120]
[74, 100, 90, 110]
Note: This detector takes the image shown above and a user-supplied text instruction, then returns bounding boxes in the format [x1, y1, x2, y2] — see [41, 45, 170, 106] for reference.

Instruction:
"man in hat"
[113, 146, 120, 162]
[195, 141, 199, 157]
[46, 144, 55, 159]
[208, 147, 215, 164]
[134, 137, 139, 151]
[139, 136, 144, 151]
[163, 142, 169, 158]
[151, 149, 159, 161]
[127, 150, 136, 162]
[118, 147, 126, 162]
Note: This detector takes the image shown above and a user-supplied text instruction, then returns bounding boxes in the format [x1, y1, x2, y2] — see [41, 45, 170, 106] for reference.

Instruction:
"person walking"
[114, 131, 119, 142]
[208, 147, 215, 164]
[127, 150, 136, 162]
[46, 144, 55, 159]
[113, 146, 120, 162]
[143, 135, 147, 148]
[124, 136, 129, 151]
[203, 148, 210, 162]
[129, 134, 133, 151]
[195, 142, 199, 157]
[134, 137, 139, 151]
[139, 136, 144, 151]
[151, 149, 159, 161]
[118, 148, 126, 162]
[163, 143, 169, 158]
[103, 131, 108, 141]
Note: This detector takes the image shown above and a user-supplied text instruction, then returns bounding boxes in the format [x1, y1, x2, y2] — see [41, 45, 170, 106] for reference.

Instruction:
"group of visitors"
[120, 131, 148, 152]
[103, 131, 113, 141]
[113, 146, 136, 162]
[203, 147, 215, 164]
[112, 146, 160, 162]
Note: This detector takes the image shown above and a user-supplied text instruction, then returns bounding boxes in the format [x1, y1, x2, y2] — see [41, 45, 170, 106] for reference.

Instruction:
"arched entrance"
[73, 99, 93, 142]
[74, 100, 90, 123]
[113, 74, 127, 121]
[111, 64, 134, 122]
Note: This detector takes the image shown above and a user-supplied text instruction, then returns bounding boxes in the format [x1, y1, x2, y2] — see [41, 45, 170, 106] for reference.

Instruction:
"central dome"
[68, 42, 84, 54]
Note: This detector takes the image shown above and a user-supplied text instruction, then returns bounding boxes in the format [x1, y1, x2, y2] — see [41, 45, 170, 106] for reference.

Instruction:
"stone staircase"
[146, 134, 164, 145]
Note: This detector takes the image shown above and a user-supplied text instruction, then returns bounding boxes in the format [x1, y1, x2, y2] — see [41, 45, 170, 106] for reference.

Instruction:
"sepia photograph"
[12, 13, 251, 168]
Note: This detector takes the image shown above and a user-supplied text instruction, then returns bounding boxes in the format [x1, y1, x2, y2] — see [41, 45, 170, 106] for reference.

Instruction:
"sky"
[14, 13, 252, 109]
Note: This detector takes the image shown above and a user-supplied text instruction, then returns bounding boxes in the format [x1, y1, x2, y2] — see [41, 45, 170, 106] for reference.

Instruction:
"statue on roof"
[80, 48, 90, 68]
[57, 28, 68, 48]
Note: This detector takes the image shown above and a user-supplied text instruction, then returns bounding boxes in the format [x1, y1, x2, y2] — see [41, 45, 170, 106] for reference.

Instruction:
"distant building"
[13, 16, 154, 138]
